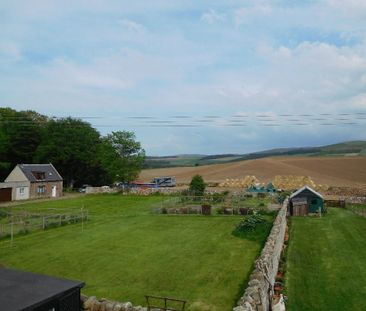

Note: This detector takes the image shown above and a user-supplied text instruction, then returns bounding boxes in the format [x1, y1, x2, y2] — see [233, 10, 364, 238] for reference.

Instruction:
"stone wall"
[82, 296, 147, 311]
[233, 199, 288, 311]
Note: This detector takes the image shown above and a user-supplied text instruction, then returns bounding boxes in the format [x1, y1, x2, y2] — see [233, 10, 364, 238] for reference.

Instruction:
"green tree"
[189, 174, 206, 196]
[34, 117, 109, 187]
[100, 131, 145, 183]
[0, 108, 44, 180]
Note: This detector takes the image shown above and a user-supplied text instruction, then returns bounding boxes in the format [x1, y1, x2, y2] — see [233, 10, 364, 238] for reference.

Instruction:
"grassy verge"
[0, 194, 274, 311]
[286, 208, 366, 311]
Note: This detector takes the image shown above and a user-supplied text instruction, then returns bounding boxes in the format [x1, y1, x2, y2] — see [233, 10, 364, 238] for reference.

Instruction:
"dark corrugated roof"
[0, 268, 84, 311]
[18, 164, 63, 182]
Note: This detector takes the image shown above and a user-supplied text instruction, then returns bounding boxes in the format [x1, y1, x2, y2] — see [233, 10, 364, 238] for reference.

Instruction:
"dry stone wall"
[233, 200, 288, 311]
[82, 296, 147, 311]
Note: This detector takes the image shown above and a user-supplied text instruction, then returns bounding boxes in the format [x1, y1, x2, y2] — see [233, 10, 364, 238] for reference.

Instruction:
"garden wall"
[233, 199, 288, 311]
[82, 295, 147, 311]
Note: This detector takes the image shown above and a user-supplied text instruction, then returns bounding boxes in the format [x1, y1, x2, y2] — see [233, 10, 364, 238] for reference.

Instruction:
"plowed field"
[140, 157, 366, 187]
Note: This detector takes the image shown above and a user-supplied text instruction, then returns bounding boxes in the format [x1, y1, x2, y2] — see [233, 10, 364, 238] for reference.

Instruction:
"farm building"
[0, 164, 63, 202]
[289, 185, 324, 216]
[0, 268, 84, 311]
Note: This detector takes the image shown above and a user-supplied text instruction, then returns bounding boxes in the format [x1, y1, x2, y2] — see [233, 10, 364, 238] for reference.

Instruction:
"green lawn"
[286, 208, 366, 311]
[0, 195, 273, 311]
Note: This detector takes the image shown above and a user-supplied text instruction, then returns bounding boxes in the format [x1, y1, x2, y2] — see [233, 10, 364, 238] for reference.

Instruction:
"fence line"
[0, 208, 88, 240]
[345, 203, 366, 218]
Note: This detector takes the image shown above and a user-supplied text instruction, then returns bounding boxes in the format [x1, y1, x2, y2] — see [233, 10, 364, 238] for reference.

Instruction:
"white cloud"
[39, 58, 128, 90]
[234, 4, 272, 25]
[326, 0, 366, 14]
[349, 93, 366, 109]
[118, 19, 145, 33]
[1, 1, 366, 154]
[201, 9, 225, 24]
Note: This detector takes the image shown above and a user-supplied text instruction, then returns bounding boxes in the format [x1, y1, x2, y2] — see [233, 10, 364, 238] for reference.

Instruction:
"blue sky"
[1, 0, 366, 155]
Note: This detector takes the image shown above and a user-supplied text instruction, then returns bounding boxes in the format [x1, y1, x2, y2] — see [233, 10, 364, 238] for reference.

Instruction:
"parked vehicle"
[151, 176, 176, 187]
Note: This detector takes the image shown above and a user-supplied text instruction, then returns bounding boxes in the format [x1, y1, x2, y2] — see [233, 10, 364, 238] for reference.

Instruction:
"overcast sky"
[1, 0, 366, 155]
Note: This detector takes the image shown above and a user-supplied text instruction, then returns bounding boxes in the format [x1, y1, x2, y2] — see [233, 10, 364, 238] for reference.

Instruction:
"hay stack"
[219, 175, 260, 188]
[273, 175, 321, 191]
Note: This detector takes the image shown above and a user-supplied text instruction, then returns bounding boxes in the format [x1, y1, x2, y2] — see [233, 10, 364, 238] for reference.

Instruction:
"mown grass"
[0, 194, 274, 311]
[286, 208, 366, 311]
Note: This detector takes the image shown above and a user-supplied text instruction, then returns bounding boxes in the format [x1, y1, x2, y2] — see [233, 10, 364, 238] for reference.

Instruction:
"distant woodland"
[0, 107, 145, 187]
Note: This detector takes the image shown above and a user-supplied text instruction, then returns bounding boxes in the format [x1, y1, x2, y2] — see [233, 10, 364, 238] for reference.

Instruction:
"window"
[19, 187, 24, 194]
[37, 186, 46, 194]
[311, 199, 318, 205]
[32, 171, 46, 180]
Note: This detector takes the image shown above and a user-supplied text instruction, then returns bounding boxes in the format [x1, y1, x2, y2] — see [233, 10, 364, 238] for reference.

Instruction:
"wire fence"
[345, 203, 366, 218]
[155, 195, 274, 215]
[344, 196, 366, 218]
[0, 207, 88, 240]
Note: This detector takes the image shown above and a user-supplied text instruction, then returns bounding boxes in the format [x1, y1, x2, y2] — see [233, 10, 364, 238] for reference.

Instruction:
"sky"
[1, 0, 366, 155]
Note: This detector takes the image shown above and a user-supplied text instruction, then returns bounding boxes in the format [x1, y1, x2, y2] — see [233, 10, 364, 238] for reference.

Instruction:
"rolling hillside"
[144, 141, 366, 169]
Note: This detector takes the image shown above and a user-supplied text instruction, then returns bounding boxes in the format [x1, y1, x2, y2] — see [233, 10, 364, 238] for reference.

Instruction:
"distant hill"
[144, 141, 366, 169]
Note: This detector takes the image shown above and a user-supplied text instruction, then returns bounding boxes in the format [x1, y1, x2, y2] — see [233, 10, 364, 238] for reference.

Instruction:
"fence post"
[10, 215, 14, 247]
[42, 216, 45, 230]
[81, 207, 84, 232]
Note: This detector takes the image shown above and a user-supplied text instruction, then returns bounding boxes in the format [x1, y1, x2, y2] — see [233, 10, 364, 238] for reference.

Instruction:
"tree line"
[0, 107, 145, 187]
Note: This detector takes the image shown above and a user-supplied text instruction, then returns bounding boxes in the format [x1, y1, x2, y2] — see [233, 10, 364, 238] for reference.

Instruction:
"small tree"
[189, 175, 206, 196]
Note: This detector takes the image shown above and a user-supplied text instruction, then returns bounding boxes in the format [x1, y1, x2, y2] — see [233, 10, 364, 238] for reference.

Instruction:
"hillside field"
[140, 156, 366, 188]
[0, 195, 273, 311]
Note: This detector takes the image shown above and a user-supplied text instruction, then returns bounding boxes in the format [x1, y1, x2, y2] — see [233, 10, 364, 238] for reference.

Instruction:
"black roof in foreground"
[0, 268, 84, 311]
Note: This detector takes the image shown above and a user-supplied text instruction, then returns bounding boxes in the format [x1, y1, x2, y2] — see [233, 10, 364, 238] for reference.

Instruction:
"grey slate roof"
[18, 164, 63, 182]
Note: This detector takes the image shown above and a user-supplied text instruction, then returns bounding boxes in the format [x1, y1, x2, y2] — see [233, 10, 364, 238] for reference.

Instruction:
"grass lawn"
[286, 208, 366, 311]
[0, 194, 273, 311]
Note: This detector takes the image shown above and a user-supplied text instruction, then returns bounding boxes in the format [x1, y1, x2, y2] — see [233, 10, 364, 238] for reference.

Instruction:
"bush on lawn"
[234, 214, 266, 233]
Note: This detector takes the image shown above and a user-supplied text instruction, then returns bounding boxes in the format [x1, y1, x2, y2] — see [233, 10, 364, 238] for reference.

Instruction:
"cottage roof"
[290, 185, 323, 200]
[0, 268, 84, 311]
[18, 164, 63, 182]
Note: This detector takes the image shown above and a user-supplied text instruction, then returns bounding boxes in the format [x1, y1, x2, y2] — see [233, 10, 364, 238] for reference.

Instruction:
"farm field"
[285, 208, 366, 311]
[140, 156, 366, 188]
[0, 195, 273, 311]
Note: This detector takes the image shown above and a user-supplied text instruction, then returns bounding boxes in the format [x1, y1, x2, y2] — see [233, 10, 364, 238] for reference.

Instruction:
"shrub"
[212, 192, 224, 203]
[216, 207, 224, 215]
[234, 214, 266, 233]
[189, 175, 206, 196]
[277, 191, 291, 204]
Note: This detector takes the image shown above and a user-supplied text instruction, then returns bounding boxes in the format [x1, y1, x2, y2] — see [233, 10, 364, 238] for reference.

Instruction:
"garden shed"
[0, 268, 84, 311]
[289, 185, 324, 216]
